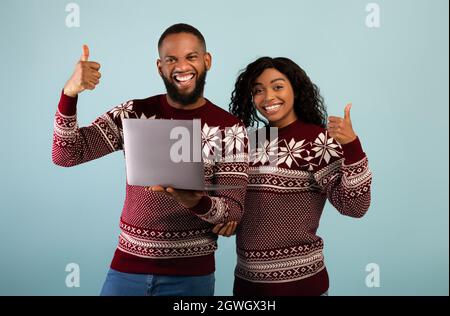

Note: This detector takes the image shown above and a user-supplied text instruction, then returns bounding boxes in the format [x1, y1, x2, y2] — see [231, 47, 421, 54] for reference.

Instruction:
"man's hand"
[146, 186, 205, 209]
[212, 221, 237, 237]
[327, 103, 357, 145]
[63, 45, 102, 97]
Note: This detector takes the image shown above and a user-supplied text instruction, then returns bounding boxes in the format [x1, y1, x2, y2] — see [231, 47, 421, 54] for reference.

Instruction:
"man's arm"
[148, 156, 249, 225]
[63, 45, 101, 98]
[52, 45, 122, 167]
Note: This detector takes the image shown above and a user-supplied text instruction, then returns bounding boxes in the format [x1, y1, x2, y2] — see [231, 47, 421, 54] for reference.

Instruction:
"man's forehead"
[159, 33, 205, 55]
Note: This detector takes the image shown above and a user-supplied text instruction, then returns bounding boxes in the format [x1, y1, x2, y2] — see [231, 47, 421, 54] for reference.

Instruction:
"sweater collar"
[160, 94, 212, 117]
[275, 119, 303, 136]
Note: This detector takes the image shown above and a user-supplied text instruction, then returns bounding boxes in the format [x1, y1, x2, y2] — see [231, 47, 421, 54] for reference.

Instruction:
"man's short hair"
[158, 23, 206, 51]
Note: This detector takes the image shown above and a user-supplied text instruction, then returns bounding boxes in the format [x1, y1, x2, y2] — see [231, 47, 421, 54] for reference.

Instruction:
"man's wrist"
[58, 89, 78, 116]
[184, 196, 203, 208]
[63, 87, 78, 98]
[189, 196, 212, 215]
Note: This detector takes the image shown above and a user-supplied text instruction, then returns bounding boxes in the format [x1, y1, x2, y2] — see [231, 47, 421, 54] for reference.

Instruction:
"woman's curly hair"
[230, 57, 327, 128]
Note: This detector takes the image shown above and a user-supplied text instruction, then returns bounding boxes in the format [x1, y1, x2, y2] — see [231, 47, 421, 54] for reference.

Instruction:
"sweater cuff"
[341, 136, 366, 165]
[58, 89, 78, 116]
[189, 195, 212, 215]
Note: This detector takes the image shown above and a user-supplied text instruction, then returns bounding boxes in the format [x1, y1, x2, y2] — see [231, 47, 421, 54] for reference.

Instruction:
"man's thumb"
[80, 44, 89, 62]
[344, 103, 352, 121]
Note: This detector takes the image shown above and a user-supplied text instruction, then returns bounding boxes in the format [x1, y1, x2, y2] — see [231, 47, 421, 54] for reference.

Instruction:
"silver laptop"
[122, 118, 244, 191]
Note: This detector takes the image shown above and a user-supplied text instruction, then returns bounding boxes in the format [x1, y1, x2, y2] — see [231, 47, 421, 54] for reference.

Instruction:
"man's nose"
[174, 58, 191, 72]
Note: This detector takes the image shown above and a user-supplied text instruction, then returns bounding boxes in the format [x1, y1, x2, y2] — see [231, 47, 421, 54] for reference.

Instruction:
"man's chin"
[168, 91, 202, 106]
[162, 72, 206, 106]
[175, 85, 196, 95]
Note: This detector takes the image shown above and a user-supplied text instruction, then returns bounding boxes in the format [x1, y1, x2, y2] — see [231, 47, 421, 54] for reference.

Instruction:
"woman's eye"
[274, 85, 284, 90]
[253, 89, 263, 95]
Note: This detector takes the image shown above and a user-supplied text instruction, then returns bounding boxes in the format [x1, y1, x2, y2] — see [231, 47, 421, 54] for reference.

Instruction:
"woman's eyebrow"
[270, 78, 286, 83]
[253, 78, 286, 86]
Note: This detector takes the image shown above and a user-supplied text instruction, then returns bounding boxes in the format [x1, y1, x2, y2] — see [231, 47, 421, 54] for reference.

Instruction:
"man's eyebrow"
[163, 51, 199, 59]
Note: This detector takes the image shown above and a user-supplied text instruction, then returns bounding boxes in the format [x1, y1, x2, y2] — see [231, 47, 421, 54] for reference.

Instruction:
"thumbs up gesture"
[63, 45, 102, 97]
[327, 103, 357, 145]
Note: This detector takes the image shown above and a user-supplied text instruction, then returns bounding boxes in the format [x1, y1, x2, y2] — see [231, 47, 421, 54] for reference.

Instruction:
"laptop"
[122, 118, 245, 191]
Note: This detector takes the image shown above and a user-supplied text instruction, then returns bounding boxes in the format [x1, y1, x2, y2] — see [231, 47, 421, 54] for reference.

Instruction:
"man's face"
[157, 33, 211, 106]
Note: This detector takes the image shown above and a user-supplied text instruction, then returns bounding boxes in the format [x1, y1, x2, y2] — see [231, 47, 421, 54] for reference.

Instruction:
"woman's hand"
[327, 103, 357, 145]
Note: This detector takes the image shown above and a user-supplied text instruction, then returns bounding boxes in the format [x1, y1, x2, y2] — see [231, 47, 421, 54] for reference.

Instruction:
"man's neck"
[165, 95, 207, 110]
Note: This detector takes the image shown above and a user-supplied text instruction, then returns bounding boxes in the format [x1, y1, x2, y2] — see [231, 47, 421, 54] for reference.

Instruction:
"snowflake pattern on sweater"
[235, 120, 372, 287]
[53, 92, 249, 275]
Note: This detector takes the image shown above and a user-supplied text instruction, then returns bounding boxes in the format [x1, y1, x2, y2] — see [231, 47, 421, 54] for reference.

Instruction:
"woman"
[215, 57, 372, 296]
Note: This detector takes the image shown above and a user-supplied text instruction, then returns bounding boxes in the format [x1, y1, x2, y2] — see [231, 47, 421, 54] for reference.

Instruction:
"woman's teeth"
[264, 104, 282, 113]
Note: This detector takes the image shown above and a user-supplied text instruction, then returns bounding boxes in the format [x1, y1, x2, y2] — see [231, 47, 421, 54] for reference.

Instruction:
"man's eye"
[188, 56, 197, 60]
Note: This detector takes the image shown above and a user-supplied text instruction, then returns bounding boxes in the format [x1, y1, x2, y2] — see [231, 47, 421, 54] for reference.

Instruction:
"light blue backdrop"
[0, 0, 448, 296]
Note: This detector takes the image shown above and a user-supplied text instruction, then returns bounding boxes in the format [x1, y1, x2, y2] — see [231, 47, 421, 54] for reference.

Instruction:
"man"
[52, 24, 248, 296]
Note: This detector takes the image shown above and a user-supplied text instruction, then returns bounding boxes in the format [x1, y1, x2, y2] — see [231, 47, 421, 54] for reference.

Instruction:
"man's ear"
[156, 59, 163, 76]
[204, 52, 212, 71]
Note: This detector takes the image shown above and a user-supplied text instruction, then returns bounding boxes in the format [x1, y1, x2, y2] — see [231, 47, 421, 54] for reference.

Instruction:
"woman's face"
[251, 68, 297, 128]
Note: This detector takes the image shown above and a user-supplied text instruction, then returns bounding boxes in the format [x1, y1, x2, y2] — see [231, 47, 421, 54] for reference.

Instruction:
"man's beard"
[161, 71, 207, 106]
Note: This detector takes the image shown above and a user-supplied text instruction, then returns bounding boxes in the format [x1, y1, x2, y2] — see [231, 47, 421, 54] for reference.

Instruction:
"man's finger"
[166, 187, 175, 194]
[86, 79, 99, 87]
[171, 188, 204, 195]
[225, 222, 236, 235]
[92, 71, 101, 79]
[151, 186, 166, 193]
[83, 82, 96, 90]
[225, 222, 237, 236]
[344, 103, 352, 121]
[80, 44, 89, 62]
[218, 224, 230, 236]
[87, 61, 101, 70]
[233, 221, 238, 235]
[212, 223, 224, 234]
[220, 222, 235, 237]
[217, 222, 232, 235]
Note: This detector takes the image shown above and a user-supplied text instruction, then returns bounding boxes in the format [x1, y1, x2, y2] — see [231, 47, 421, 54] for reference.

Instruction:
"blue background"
[0, 0, 448, 295]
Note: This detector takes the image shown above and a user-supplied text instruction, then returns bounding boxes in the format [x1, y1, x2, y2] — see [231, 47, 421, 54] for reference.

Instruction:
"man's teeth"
[174, 74, 194, 82]
[264, 104, 282, 112]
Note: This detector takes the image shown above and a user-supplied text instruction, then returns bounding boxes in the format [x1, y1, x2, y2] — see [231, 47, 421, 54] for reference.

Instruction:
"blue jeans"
[100, 268, 215, 296]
